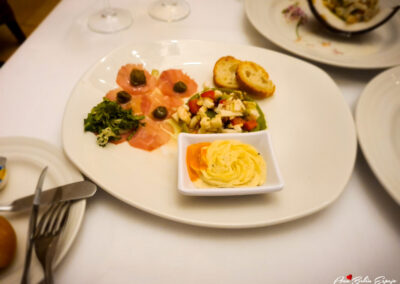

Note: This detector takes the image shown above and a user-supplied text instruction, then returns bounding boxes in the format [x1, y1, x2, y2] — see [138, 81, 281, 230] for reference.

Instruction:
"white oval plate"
[245, 0, 400, 69]
[0, 137, 85, 283]
[356, 65, 400, 205]
[62, 40, 357, 228]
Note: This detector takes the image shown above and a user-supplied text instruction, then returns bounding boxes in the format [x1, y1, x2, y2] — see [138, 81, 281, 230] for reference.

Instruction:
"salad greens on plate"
[84, 99, 144, 147]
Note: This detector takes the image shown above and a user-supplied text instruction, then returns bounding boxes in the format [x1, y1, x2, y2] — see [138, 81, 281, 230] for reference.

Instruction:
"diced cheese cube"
[198, 106, 208, 118]
[214, 90, 223, 98]
[233, 99, 245, 112]
[210, 115, 222, 129]
[233, 124, 242, 132]
[189, 115, 200, 129]
[200, 117, 211, 130]
[178, 106, 191, 124]
[171, 112, 179, 122]
[248, 109, 260, 120]
[203, 97, 214, 108]
[219, 109, 242, 117]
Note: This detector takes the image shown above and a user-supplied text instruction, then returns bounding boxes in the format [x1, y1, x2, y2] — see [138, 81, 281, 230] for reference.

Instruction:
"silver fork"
[34, 201, 72, 284]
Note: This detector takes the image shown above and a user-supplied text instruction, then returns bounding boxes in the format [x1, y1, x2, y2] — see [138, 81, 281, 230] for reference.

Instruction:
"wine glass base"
[88, 8, 132, 34]
[148, 1, 190, 22]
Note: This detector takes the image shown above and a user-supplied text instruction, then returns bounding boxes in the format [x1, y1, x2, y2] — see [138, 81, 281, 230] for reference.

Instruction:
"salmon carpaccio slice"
[104, 66, 198, 151]
[138, 89, 183, 118]
[111, 131, 133, 145]
[128, 118, 173, 151]
[104, 88, 131, 110]
[116, 64, 156, 96]
[104, 87, 183, 118]
[157, 69, 198, 98]
[103, 87, 182, 148]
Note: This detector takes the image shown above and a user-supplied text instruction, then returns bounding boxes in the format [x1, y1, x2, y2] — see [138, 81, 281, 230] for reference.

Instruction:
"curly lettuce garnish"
[84, 99, 144, 147]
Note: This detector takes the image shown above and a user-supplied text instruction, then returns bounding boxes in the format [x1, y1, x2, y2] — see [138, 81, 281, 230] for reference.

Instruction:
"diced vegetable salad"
[171, 88, 266, 133]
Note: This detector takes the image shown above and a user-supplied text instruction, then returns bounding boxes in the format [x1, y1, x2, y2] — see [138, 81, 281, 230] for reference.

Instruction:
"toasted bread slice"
[236, 61, 275, 98]
[213, 56, 241, 89]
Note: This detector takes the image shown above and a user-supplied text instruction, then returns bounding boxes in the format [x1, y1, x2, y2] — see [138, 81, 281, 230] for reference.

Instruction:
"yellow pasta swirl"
[197, 140, 266, 187]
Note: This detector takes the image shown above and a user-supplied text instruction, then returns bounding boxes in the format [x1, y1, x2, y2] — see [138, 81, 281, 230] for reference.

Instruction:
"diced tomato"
[218, 99, 226, 105]
[200, 90, 215, 100]
[188, 99, 200, 114]
[231, 117, 245, 125]
[243, 120, 258, 131]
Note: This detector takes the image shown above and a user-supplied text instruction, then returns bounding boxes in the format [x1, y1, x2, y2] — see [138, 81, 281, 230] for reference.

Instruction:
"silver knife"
[0, 180, 97, 212]
[21, 166, 47, 284]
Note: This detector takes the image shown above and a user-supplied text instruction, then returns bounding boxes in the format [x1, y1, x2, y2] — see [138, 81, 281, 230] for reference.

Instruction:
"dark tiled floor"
[0, 0, 59, 64]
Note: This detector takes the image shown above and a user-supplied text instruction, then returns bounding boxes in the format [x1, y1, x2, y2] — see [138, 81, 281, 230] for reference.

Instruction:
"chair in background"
[0, 0, 26, 43]
[0, 0, 26, 66]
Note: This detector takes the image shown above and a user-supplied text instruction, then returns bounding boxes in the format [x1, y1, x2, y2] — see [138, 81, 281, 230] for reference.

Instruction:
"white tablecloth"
[0, 0, 399, 283]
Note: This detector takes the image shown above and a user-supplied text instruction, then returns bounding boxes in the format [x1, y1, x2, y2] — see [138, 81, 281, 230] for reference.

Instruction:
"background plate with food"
[245, 0, 400, 69]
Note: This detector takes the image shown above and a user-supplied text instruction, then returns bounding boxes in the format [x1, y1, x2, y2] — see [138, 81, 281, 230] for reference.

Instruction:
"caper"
[173, 81, 187, 93]
[152, 106, 168, 120]
[130, 69, 146, 86]
[116, 91, 131, 104]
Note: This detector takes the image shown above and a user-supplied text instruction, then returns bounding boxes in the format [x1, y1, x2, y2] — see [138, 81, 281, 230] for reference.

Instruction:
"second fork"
[34, 201, 72, 284]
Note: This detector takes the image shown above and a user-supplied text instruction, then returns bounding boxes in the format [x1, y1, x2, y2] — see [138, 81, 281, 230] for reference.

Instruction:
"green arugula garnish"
[84, 99, 144, 147]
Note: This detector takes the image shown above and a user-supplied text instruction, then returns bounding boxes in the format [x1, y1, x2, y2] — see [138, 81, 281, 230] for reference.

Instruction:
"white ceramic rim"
[62, 39, 357, 228]
[355, 65, 400, 205]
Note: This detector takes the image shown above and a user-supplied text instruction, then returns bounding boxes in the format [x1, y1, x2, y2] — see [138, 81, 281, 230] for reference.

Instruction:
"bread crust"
[213, 56, 241, 89]
[236, 61, 275, 98]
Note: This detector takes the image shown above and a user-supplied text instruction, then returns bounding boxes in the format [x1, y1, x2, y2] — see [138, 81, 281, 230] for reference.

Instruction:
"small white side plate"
[356, 65, 400, 205]
[178, 131, 284, 196]
[0, 137, 85, 283]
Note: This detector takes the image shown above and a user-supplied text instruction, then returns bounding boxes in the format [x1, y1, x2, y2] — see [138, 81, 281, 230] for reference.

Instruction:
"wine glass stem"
[162, 0, 178, 6]
[102, 0, 116, 17]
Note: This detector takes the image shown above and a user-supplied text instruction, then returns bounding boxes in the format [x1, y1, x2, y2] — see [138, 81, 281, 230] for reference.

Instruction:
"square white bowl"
[177, 130, 284, 196]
